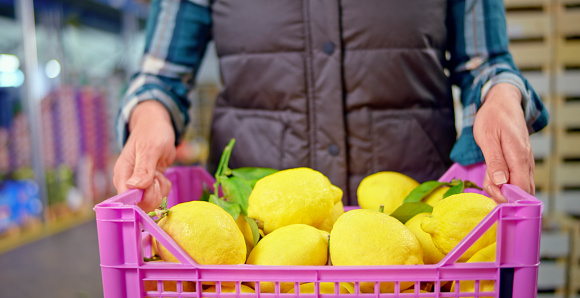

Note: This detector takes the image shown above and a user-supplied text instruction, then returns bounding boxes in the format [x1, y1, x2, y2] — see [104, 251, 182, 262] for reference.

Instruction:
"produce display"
[145, 139, 499, 295]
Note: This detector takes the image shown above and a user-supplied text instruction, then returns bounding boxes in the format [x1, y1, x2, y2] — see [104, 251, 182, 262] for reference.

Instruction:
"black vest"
[209, 0, 456, 204]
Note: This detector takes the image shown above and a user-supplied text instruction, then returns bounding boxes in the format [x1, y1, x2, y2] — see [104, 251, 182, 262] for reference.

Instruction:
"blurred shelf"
[0, 208, 95, 255]
[0, 0, 147, 32]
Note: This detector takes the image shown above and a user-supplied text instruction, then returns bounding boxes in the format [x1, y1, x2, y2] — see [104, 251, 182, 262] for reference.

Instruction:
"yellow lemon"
[357, 171, 419, 214]
[421, 193, 497, 262]
[318, 201, 345, 233]
[248, 168, 342, 234]
[405, 213, 446, 264]
[246, 224, 329, 293]
[422, 186, 449, 207]
[330, 209, 422, 293]
[402, 289, 433, 296]
[156, 201, 246, 265]
[287, 282, 351, 294]
[235, 215, 255, 257]
[451, 242, 497, 297]
[339, 282, 355, 294]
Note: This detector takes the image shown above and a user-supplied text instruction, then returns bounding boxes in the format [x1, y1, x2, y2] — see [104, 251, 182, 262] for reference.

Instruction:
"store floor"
[0, 220, 104, 298]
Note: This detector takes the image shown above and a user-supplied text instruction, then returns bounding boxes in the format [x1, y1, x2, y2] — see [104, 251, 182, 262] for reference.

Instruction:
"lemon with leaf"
[357, 171, 419, 214]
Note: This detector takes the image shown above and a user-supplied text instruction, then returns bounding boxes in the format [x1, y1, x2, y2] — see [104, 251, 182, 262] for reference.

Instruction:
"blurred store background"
[0, 0, 578, 297]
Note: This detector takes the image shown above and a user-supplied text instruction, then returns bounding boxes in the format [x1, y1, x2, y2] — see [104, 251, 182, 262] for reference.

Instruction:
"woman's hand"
[474, 83, 535, 203]
[113, 100, 176, 212]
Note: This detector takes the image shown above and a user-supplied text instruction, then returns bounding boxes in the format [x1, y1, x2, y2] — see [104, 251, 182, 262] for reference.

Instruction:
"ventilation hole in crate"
[144, 280, 196, 298]
[355, 281, 417, 294]
[242, 281, 294, 294]
[286, 282, 351, 295]
[478, 279, 496, 292]
[450, 279, 495, 298]
[419, 281, 435, 292]
[439, 280, 453, 293]
[203, 282, 255, 295]
[397, 281, 437, 296]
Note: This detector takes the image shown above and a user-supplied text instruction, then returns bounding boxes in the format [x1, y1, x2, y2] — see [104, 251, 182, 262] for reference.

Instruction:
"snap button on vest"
[328, 144, 339, 156]
[322, 41, 335, 55]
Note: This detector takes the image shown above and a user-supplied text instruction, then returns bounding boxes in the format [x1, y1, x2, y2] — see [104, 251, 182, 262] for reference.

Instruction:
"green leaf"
[215, 138, 236, 178]
[209, 194, 241, 219]
[390, 202, 433, 224]
[443, 182, 464, 199]
[231, 167, 279, 188]
[220, 176, 252, 216]
[245, 216, 261, 246]
[199, 186, 211, 202]
[403, 181, 448, 203]
[464, 180, 483, 191]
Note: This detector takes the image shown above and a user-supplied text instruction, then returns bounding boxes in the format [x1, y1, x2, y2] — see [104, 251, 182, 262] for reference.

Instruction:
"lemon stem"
[255, 218, 264, 230]
[143, 255, 162, 262]
[379, 205, 385, 213]
[148, 197, 170, 223]
[327, 234, 332, 266]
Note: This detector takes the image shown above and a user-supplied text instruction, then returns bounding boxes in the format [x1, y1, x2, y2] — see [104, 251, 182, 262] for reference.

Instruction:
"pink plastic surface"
[94, 163, 542, 297]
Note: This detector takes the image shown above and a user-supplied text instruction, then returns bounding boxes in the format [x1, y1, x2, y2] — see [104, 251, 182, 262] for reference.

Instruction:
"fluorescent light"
[0, 69, 25, 88]
[45, 59, 61, 79]
[0, 54, 20, 73]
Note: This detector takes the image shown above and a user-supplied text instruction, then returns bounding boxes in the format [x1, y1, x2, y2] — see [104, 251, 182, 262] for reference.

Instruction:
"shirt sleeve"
[446, 0, 549, 165]
[116, 0, 212, 148]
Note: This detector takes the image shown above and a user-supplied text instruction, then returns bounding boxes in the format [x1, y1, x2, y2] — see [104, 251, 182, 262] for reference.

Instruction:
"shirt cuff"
[479, 71, 543, 134]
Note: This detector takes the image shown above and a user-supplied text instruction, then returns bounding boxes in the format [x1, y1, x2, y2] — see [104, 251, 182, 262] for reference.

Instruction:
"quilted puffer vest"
[208, 0, 456, 205]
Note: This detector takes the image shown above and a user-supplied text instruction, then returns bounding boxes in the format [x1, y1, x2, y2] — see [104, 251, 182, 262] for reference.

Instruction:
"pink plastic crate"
[94, 163, 542, 298]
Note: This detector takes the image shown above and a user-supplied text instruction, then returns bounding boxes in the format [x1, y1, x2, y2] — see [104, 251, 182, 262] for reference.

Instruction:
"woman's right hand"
[113, 100, 176, 212]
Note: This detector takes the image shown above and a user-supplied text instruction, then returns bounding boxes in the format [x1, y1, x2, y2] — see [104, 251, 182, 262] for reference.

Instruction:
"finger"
[529, 150, 536, 195]
[126, 144, 159, 190]
[113, 149, 136, 194]
[155, 171, 173, 198]
[480, 139, 510, 188]
[503, 143, 532, 194]
[138, 178, 162, 213]
[484, 169, 507, 203]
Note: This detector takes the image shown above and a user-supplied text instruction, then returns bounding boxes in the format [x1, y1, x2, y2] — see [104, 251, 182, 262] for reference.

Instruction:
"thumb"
[126, 148, 158, 190]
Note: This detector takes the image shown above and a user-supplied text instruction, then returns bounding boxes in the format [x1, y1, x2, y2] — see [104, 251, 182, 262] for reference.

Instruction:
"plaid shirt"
[117, 0, 549, 166]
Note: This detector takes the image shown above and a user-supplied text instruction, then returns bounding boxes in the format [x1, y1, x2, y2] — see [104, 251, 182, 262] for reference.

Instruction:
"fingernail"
[126, 177, 141, 187]
[485, 185, 493, 195]
[492, 171, 507, 185]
